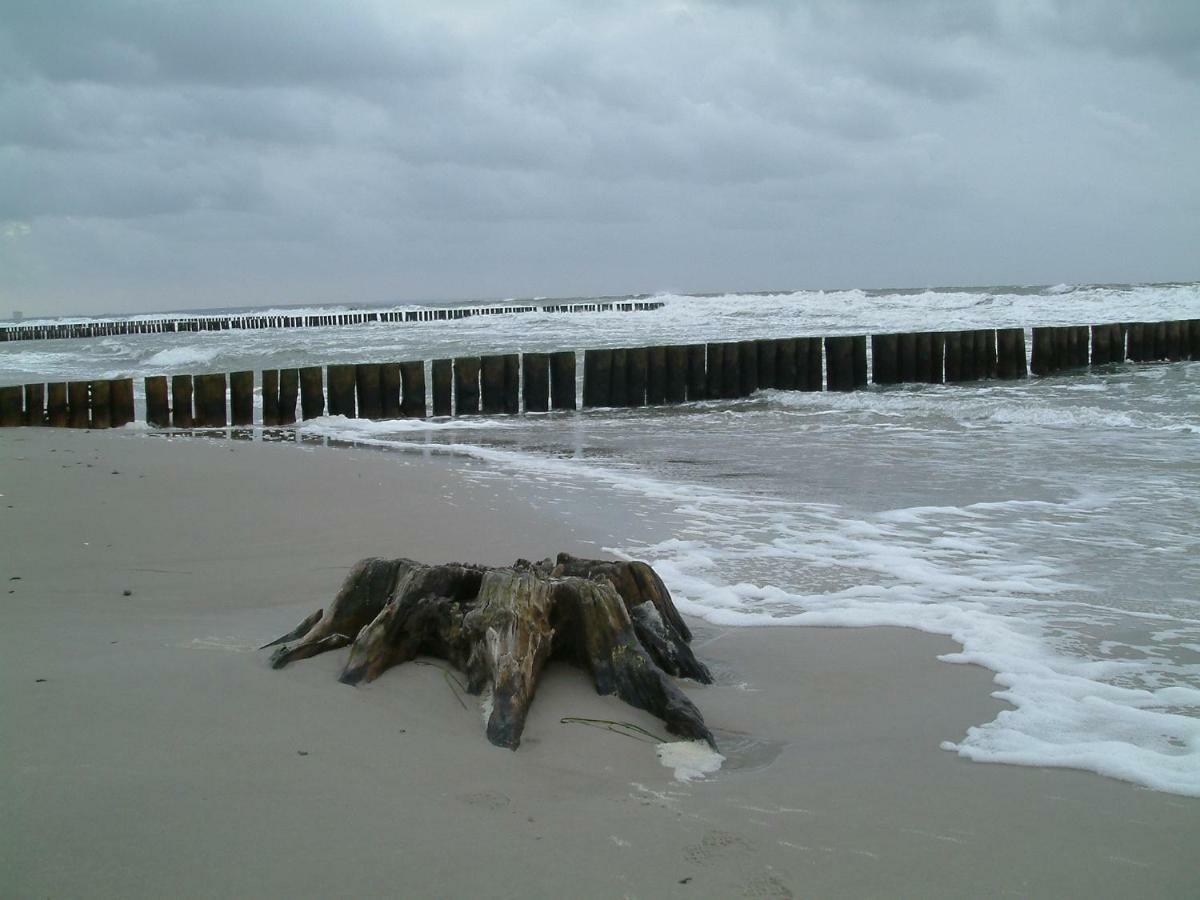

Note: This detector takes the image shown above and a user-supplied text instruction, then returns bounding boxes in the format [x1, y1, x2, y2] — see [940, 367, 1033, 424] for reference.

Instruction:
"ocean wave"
[301, 414, 515, 435]
[143, 345, 224, 369]
[765, 381, 1200, 434]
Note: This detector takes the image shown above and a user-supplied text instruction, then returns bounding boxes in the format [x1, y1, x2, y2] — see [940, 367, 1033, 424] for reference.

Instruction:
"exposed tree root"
[263, 554, 714, 750]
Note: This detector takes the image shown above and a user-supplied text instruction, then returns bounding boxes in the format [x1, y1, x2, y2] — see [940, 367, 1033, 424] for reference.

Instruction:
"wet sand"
[1, 428, 1196, 898]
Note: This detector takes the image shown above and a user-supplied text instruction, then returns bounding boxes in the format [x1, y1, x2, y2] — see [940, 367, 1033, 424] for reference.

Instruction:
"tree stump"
[263, 553, 714, 750]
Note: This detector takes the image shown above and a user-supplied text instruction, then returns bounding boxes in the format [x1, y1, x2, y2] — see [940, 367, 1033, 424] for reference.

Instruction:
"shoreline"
[2, 428, 1196, 897]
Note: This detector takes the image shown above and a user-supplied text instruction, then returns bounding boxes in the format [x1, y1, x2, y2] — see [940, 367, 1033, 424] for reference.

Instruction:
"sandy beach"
[2, 427, 1196, 899]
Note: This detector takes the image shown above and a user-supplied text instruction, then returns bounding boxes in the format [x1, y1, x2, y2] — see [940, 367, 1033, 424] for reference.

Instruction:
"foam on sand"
[656, 740, 725, 782]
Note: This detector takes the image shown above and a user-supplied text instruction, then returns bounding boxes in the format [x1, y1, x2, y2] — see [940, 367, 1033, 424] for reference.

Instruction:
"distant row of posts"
[0, 301, 665, 343]
[1, 320, 1197, 429]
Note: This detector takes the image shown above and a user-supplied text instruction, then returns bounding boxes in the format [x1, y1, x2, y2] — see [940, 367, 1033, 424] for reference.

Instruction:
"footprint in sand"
[742, 872, 794, 898]
[684, 829, 756, 865]
[458, 790, 511, 811]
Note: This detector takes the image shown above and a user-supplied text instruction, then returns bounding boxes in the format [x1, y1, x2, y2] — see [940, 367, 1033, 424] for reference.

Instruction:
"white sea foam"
[656, 740, 725, 782]
[302, 415, 514, 435]
[765, 374, 1200, 434]
[143, 345, 223, 369]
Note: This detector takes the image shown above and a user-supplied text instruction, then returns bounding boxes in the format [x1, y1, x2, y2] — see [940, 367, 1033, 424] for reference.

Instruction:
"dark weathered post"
[262, 370, 280, 426]
[503, 354, 520, 414]
[914, 332, 931, 382]
[824, 336, 853, 391]
[23, 383, 45, 426]
[718, 342, 739, 398]
[47, 383, 68, 427]
[600, 348, 622, 408]
[705, 343, 724, 399]
[481, 355, 508, 414]
[1091, 325, 1112, 366]
[974, 331, 993, 376]
[0, 386, 22, 427]
[521, 353, 550, 412]
[401, 361, 426, 417]
[551, 351, 577, 410]
[1113, 324, 1128, 362]
[807, 337, 824, 390]
[1152, 321, 1168, 360]
[355, 364, 383, 420]
[110, 378, 134, 427]
[299, 367, 324, 420]
[1165, 320, 1185, 361]
[189, 375, 210, 427]
[429, 359, 451, 416]
[1127, 323, 1147, 362]
[756, 339, 777, 390]
[230, 371, 254, 426]
[872, 334, 898, 385]
[645, 346, 667, 405]
[982, 330, 997, 379]
[379, 364, 401, 419]
[897, 332, 918, 383]
[686, 344, 708, 400]
[277, 368, 298, 425]
[661, 346, 686, 404]
[199, 373, 228, 428]
[996, 328, 1027, 379]
[793, 337, 810, 390]
[735, 340, 757, 396]
[1076, 326, 1091, 367]
[945, 331, 966, 382]
[1030, 327, 1055, 376]
[583, 349, 613, 408]
[454, 357, 481, 415]
[1122, 323, 1139, 361]
[968, 330, 985, 379]
[1071, 325, 1086, 367]
[1063, 327, 1078, 367]
[927, 333, 945, 383]
[68, 381, 90, 428]
[144, 376, 168, 427]
[775, 338, 797, 391]
[622, 347, 646, 407]
[852, 336, 868, 389]
[964, 330, 983, 381]
[170, 375, 193, 428]
[327, 365, 356, 418]
[1054, 327, 1071, 371]
[1062, 326, 1078, 368]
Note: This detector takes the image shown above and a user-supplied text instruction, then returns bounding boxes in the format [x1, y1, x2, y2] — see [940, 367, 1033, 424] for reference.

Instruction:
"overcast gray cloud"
[1, 0, 1197, 315]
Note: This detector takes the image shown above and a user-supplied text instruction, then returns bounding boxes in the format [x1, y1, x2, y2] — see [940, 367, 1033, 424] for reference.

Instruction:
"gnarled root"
[265, 554, 714, 751]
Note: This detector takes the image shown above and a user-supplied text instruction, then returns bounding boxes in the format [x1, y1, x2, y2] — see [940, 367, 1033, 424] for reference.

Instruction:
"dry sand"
[2, 428, 1196, 898]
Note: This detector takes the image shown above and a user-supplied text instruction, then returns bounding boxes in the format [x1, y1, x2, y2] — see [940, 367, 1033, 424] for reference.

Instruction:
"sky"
[1, 1, 1198, 317]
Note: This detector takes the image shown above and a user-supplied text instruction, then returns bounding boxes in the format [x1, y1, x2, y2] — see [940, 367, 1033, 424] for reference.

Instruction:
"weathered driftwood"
[263, 553, 713, 750]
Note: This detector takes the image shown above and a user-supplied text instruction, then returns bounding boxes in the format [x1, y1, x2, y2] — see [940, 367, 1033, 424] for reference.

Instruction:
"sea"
[3, 282, 1198, 796]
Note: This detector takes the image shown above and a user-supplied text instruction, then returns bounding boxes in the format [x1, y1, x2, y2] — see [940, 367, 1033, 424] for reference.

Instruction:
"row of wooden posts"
[0, 300, 665, 343]
[1, 320, 1197, 429]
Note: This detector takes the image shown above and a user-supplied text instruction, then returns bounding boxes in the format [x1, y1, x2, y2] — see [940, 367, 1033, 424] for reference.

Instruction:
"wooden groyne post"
[454, 357, 481, 416]
[7, 318, 1199, 433]
[551, 351, 577, 410]
[0, 300, 669, 344]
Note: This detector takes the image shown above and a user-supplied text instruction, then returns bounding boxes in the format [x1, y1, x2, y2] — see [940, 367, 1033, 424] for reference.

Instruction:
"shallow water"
[4, 283, 1199, 795]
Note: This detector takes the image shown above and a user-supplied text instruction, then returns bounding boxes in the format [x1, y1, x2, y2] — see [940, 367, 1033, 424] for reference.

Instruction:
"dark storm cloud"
[0, 0, 458, 86]
[1, 1, 1197, 314]
[1035, 1, 1200, 79]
